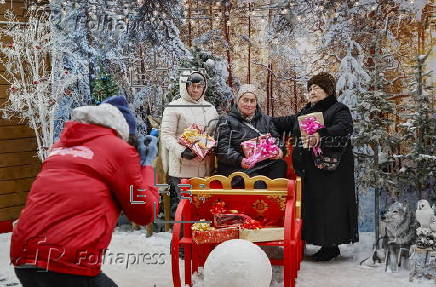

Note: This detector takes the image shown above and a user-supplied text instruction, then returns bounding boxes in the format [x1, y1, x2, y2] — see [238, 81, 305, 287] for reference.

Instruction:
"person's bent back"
[10, 98, 159, 283]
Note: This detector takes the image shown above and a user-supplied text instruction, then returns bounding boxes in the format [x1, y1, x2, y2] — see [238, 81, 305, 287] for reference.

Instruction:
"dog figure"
[380, 202, 417, 272]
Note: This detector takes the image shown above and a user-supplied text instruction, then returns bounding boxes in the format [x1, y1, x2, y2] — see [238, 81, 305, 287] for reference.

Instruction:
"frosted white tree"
[336, 40, 371, 116]
[47, 0, 190, 136]
[0, 7, 86, 160]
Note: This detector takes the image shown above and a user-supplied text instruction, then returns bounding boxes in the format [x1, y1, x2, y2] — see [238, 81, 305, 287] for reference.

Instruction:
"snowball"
[204, 239, 272, 287]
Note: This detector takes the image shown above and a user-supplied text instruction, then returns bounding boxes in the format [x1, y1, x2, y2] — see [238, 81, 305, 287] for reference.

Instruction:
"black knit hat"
[307, 72, 336, 97]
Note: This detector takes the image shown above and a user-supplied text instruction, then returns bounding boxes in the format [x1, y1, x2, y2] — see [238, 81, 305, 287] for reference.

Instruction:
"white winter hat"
[236, 84, 264, 104]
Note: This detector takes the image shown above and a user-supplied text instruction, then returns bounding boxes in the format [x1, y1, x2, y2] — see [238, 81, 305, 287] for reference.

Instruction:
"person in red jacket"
[10, 96, 159, 287]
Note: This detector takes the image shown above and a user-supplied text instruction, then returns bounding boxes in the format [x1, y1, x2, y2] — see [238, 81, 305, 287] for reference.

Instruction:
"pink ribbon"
[300, 117, 324, 157]
[243, 137, 279, 168]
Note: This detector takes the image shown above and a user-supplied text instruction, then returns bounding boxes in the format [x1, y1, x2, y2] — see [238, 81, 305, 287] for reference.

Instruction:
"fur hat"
[236, 84, 264, 104]
[307, 72, 336, 97]
[101, 95, 136, 136]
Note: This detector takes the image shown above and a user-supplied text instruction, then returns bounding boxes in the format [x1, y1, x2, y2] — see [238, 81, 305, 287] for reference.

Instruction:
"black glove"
[181, 147, 196, 160]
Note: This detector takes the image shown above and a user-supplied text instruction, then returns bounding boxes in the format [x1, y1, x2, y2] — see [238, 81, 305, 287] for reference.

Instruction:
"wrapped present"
[297, 112, 325, 154]
[192, 224, 240, 245]
[214, 213, 253, 228]
[241, 135, 280, 168]
[239, 227, 284, 243]
[178, 124, 216, 159]
[210, 202, 263, 229]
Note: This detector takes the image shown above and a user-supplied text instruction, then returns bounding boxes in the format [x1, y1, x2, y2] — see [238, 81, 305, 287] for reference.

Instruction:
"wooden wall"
[0, 1, 40, 229]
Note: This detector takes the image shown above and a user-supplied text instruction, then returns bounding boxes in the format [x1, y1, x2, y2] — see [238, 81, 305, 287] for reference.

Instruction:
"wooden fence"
[0, 1, 40, 232]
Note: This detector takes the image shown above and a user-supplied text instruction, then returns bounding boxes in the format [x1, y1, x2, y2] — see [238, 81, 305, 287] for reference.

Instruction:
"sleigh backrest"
[182, 172, 298, 226]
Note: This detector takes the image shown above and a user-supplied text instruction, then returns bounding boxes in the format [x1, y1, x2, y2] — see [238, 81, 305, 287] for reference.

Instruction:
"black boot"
[311, 246, 328, 259]
[314, 246, 340, 262]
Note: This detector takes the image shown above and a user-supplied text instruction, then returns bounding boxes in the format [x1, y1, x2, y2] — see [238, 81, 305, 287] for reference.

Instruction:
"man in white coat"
[161, 70, 218, 219]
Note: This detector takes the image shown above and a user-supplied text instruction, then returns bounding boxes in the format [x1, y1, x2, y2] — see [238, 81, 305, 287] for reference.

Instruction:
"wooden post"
[266, 66, 270, 115]
[209, 2, 214, 51]
[269, 63, 274, 117]
[247, 3, 251, 84]
[222, 1, 233, 87]
[188, 0, 192, 48]
[293, 72, 297, 113]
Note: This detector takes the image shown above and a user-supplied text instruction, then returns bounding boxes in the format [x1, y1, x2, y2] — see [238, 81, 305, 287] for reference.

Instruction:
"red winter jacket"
[10, 121, 159, 276]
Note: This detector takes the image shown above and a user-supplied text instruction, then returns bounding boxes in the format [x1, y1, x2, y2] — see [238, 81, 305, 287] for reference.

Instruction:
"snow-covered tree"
[396, 53, 435, 199]
[0, 7, 86, 160]
[119, 0, 190, 132]
[49, 0, 190, 136]
[336, 40, 371, 116]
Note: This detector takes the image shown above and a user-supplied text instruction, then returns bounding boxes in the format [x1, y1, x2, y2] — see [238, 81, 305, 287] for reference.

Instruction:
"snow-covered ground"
[0, 231, 434, 287]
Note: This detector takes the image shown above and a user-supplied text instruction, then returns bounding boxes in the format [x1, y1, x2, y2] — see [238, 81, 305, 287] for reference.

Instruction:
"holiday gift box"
[297, 112, 324, 149]
[239, 227, 284, 243]
[240, 135, 280, 168]
[192, 227, 240, 245]
[178, 123, 216, 159]
[214, 213, 254, 228]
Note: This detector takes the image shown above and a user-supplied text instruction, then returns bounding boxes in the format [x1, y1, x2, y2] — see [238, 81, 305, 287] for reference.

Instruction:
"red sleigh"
[171, 164, 303, 287]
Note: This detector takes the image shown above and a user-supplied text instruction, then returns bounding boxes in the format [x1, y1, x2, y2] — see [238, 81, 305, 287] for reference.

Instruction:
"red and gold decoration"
[192, 202, 267, 244]
[191, 220, 239, 245]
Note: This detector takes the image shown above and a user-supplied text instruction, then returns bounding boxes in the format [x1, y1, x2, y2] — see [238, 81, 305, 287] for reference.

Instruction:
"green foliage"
[91, 67, 119, 104]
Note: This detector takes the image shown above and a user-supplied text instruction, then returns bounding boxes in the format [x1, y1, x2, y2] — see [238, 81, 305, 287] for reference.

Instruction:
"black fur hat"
[307, 72, 336, 97]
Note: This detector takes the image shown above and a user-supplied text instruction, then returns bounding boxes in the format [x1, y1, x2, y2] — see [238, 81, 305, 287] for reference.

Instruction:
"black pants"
[15, 268, 118, 287]
[168, 176, 182, 219]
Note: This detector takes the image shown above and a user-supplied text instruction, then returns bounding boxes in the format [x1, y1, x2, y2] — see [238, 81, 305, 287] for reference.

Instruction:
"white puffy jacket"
[160, 72, 219, 178]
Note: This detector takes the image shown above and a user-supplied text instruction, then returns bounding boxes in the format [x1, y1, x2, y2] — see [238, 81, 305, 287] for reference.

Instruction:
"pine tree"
[353, 23, 400, 244]
[91, 67, 119, 104]
[397, 53, 435, 200]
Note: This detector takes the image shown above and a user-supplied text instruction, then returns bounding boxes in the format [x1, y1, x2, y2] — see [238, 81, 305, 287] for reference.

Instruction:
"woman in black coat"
[273, 73, 359, 261]
[215, 84, 287, 185]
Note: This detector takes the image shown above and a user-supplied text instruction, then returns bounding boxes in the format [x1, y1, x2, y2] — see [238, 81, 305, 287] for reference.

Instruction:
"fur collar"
[71, 104, 129, 141]
[302, 95, 337, 114]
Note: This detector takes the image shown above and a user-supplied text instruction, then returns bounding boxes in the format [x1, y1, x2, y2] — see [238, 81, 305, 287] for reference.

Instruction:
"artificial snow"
[203, 239, 272, 287]
[0, 231, 435, 287]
